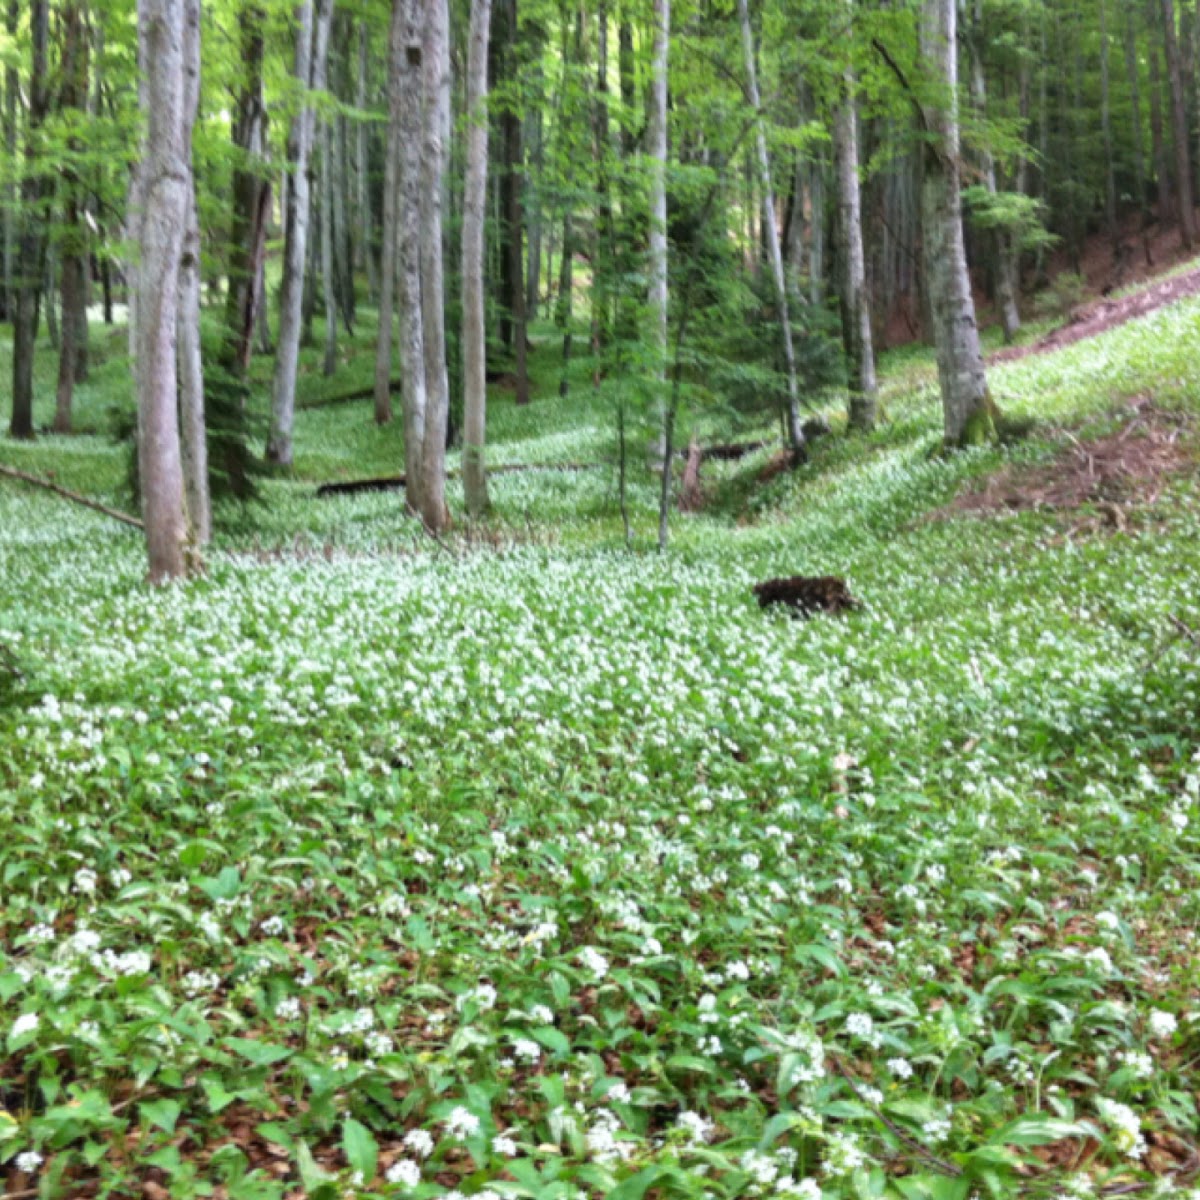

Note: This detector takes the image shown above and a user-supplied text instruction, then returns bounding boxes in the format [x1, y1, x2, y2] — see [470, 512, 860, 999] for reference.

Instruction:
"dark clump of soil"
[753, 575, 862, 618]
[941, 398, 1195, 525]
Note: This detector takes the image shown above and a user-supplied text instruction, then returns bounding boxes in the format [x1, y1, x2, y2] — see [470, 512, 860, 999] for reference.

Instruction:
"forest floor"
[0, 265, 1199, 1200]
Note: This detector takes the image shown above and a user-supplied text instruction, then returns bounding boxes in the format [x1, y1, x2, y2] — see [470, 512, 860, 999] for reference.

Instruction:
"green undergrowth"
[0, 293, 1199, 1200]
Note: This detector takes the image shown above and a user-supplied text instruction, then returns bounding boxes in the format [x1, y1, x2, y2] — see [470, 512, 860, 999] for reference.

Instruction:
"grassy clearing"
[0, 296, 1198, 1200]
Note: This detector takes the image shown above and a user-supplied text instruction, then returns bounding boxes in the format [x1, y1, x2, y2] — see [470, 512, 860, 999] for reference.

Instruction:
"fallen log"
[0, 463, 144, 530]
[300, 380, 402, 411]
[315, 460, 603, 499]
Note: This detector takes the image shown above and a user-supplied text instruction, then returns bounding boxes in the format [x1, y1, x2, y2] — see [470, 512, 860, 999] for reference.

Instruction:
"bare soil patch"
[939, 398, 1196, 523]
[990, 265, 1200, 366]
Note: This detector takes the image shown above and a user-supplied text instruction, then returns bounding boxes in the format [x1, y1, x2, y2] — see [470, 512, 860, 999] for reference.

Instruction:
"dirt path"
[990, 265, 1200, 366]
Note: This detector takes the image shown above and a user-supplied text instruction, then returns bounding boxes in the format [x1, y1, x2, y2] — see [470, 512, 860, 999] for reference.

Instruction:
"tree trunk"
[418, 0, 452, 533]
[178, 141, 210, 542]
[374, 0, 404, 427]
[920, 0, 993, 448]
[462, 0, 493, 516]
[54, 0, 90, 434]
[319, 120, 338, 376]
[266, 0, 334, 466]
[1162, 0, 1196, 246]
[1124, 2, 1153, 259]
[498, 0, 530, 404]
[1100, 0, 1121, 258]
[221, 7, 269, 379]
[397, 0, 428, 512]
[1148, 0, 1174, 222]
[831, 0, 879, 430]
[649, 0, 671, 552]
[2, 0, 15, 323]
[356, 21, 379, 305]
[737, 0, 810, 448]
[134, 0, 199, 582]
[10, 0, 49, 441]
[967, 0, 1021, 342]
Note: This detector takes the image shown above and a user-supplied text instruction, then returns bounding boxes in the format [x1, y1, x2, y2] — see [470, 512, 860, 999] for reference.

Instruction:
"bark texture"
[462, 0, 494, 516]
[374, 0, 405, 427]
[267, 0, 334, 466]
[919, 0, 993, 448]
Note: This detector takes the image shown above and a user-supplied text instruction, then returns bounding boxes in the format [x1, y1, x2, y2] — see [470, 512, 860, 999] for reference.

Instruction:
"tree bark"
[649, 0, 671, 552]
[1100, 0, 1121, 258]
[374, 0, 404, 426]
[1124, 3, 1153, 257]
[356, 21, 379, 305]
[266, 0, 334, 466]
[1162, 0, 1195, 246]
[319, 119, 338, 375]
[831, 0, 879, 429]
[967, 0, 1021, 342]
[178, 19, 210, 551]
[418, 0, 452, 532]
[737, 0, 810, 448]
[10, 0, 49, 441]
[462, 0, 494, 516]
[1148, 0, 1174, 223]
[221, 7, 269, 379]
[54, 0, 90, 434]
[133, 0, 199, 581]
[920, 0, 993, 448]
[2, 0, 15, 323]
[397, 0, 428, 512]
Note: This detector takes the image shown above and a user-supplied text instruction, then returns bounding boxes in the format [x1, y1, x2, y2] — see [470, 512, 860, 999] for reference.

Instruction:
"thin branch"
[0, 464, 144, 530]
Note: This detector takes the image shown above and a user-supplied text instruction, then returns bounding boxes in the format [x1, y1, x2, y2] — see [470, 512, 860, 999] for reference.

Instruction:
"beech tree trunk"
[737, 0, 810, 450]
[134, 0, 200, 581]
[462, 0, 494, 516]
[2, 1, 15, 323]
[10, 0, 49, 441]
[397, 0, 428, 512]
[1100, 0, 1120, 258]
[1162, 0, 1196, 246]
[967, 0, 1021, 342]
[649, 0, 671, 553]
[178, 26, 210, 553]
[266, 0, 334, 466]
[920, 0, 993, 448]
[222, 7, 269, 379]
[54, 0, 90, 434]
[356, 22, 379, 305]
[1148, 0, 1174, 223]
[374, 0, 404, 427]
[418, 0, 452, 533]
[319, 119, 338, 376]
[831, 1, 879, 430]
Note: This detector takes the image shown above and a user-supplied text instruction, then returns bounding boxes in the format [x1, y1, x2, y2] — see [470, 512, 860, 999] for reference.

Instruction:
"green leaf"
[139, 1098, 182, 1134]
[223, 1037, 293, 1067]
[342, 1117, 379, 1181]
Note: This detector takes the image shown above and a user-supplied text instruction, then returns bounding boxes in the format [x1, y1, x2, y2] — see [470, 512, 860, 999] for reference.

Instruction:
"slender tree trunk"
[967, 0, 1020, 342]
[266, 0, 334, 466]
[649, 0, 671, 552]
[2, 0, 15, 323]
[356, 21, 379, 305]
[222, 8, 269, 379]
[54, 0, 90, 434]
[374, 0, 404, 426]
[175, 36, 208, 549]
[737, 0, 810, 447]
[498, 0, 529, 404]
[809, 152, 826, 307]
[831, 1, 878, 429]
[1124, 1, 1154, 260]
[10, 0, 49, 441]
[1149, 0, 1174, 222]
[398, 0, 428, 511]
[462, 0, 494, 516]
[43, 248, 59, 351]
[557, 213, 573, 397]
[1162, 0, 1196, 246]
[418, 0, 452, 532]
[319, 120, 338, 375]
[1100, 0, 1121, 257]
[920, 0, 993, 448]
[134, 0, 199, 581]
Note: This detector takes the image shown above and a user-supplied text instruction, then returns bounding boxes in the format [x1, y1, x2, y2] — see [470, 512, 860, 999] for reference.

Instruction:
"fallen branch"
[315, 461, 603, 498]
[0, 464, 144, 530]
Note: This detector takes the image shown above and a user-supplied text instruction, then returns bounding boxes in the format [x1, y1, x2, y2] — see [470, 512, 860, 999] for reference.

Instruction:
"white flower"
[776, 1181, 821, 1199]
[275, 996, 302, 1020]
[11, 1013, 39, 1040]
[1096, 1098, 1146, 1160]
[74, 868, 98, 894]
[513, 1037, 541, 1062]
[261, 915, 286, 937]
[15, 1150, 43, 1173]
[491, 1133, 518, 1157]
[446, 1106, 480, 1139]
[1096, 911, 1120, 931]
[402, 1129, 434, 1159]
[676, 1111, 713, 1144]
[385, 1159, 421, 1187]
[887, 1057, 913, 1079]
[529, 1004, 554, 1025]
[845, 1012, 874, 1039]
[579, 946, 609, 979]
[1149, 1010, 1178, 1039]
